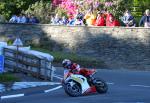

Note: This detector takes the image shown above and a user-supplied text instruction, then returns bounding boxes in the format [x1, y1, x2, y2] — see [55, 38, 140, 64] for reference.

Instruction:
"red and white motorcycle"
[62, 69, 108, 97]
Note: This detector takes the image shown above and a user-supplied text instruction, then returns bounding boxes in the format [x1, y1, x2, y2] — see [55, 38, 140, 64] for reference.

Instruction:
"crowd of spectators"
[9, 14, 39, 24]
[50, 9, 150, 27]
[0, 9, 149, 27]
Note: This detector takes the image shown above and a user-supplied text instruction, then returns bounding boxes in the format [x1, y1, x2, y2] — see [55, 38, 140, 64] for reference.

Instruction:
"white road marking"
[107, 82, 114, 85]
[53, 75, 63, 80]
[113, 102, 144, 103]
[44, 85, 62, 93]
[53, 74, 63, 78]
[1, 94, 24, 100]
[130, 84, 150, 88]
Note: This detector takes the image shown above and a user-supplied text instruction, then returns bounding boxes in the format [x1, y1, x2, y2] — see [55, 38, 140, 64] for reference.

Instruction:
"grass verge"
[32, 47, 106, 68]
[0, 73, 20, 82]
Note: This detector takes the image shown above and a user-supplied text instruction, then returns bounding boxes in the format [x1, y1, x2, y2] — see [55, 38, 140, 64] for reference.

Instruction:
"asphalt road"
[1, 68, 150, 103]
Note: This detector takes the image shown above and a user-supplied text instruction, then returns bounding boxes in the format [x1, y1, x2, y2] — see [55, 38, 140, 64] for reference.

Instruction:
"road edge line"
[1, 93, 24, 100]
[44, 85, 62, 93]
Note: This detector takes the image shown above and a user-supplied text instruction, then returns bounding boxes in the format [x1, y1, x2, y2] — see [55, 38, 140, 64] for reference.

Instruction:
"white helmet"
[62, 59, 71, 68]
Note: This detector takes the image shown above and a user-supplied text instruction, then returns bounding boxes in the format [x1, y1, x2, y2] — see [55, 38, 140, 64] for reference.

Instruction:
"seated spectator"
[50, 15, 55, 24]
[139, 9, 150, 27]
[59, 16, 68, 25]
[9, 15, 18, 23]
[17, 14, 23, 23]
[53, 13, 61, 25]
[84, 10, 96, 26]
[29, 15, 39, 24]
[68, 17, 75, 26]
[74, 17, 84, 26]
[105, 10, 112, 26]
[121, 10, 136, 27]
[26, 14, 31, 23]
[106, 14, 120, 27]
[95, 11, 105, 26]
[20, 14, 27, 23]
[75, 9, 84, 21]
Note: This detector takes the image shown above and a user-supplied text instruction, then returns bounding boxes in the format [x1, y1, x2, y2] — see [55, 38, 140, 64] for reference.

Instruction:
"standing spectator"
[95, 11, 105, 26]
[9, 15, 18, 23]
[139, 9, 150, 27]
[106, 14, 120, 27]
[121, 10, 136, 27]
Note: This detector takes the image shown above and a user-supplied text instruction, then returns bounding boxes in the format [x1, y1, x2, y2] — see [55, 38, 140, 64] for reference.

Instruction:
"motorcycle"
[62, 69, 108, 97]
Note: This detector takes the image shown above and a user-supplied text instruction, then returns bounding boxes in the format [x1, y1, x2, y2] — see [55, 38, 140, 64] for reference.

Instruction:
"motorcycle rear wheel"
[94, 78, 108, 93]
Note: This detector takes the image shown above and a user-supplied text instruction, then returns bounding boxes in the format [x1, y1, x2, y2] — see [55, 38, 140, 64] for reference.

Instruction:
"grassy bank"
[32, 47, 106, 68]
[0, 73, 20, 82]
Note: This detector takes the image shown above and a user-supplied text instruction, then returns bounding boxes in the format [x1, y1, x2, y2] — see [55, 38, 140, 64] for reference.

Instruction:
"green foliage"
[102, 0, 132, 19]
[32, 47, 106, 68]
[0, 0, 51, 20]
[131, 0, 150, 16]
[0, 0, 149, 23]
[55, 6, 67, 17]
[0, 73, 20, 82]
[25, 0, 52, 24]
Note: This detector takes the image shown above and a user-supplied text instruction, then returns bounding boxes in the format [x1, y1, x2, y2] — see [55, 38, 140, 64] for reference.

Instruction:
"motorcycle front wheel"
[64, 81, 82, 97]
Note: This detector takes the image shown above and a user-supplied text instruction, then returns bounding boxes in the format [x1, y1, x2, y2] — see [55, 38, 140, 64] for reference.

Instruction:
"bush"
[54, 0, 132, 19]
[25, 0, 52, 24]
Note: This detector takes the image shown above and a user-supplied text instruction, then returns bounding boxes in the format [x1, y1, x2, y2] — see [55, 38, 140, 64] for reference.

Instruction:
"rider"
[62, 59, 95, 81]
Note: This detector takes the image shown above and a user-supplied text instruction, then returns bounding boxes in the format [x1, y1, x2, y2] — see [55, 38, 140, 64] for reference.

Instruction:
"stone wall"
[0, 23, 150, 70]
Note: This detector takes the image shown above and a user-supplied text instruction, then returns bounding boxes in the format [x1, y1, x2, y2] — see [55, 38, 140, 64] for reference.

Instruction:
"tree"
[0, 0, 51, 20]
[25, 0, 52, 24]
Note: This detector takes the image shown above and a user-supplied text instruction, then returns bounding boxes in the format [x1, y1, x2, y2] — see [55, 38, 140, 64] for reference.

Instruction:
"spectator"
[26, 14, 31, 23]
[53, 13, 61, 25]
[84, 10, 96, 26]
[75, 9, 84, 21]
[139, 9, 150, 27]
[50, 15, 56, 24]
[9, 15, 18, 23]
[74, 17, 84, 26]
[105, 10, 112, 26]
[106, 14, 120, 27]
[59, 16, 68, 25]
[121, 10, 136, 27]
[68, 17, 75, 26]
[29, 15, 39, 24]
[95, 11, 105, 26]
[17, 14, 23, 23]
[21, 14, 27, 23]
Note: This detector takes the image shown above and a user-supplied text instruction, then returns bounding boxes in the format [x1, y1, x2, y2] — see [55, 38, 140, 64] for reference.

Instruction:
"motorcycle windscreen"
[64, 69, 69, 80]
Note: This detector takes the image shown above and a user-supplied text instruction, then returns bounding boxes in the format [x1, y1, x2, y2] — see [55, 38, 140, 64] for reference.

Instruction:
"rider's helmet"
[62, 59, 72, 69]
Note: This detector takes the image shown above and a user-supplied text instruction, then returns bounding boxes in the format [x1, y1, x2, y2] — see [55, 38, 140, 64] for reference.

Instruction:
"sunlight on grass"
[32, 47, 106, 68]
